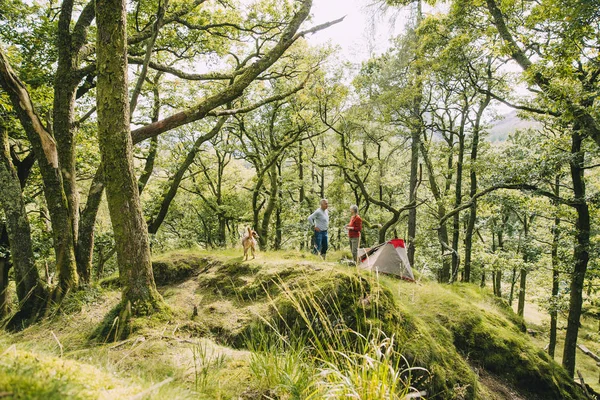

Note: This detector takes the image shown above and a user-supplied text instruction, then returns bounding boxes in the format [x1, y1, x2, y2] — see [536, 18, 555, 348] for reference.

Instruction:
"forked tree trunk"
[0, 126, 45, 324]
[0, 48, 78, 292]
[96, 0, 162, 313]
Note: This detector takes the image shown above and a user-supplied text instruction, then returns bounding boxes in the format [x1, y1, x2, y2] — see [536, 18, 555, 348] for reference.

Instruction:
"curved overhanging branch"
[130, 3, 343, 143]
[437, 182, 577, 228]
[0, 48, 58, 168]
[127, 57, 234, 81]
[206, 77, 307, 117]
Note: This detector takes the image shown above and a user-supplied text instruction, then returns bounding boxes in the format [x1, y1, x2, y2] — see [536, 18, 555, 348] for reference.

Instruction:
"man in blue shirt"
[308, 199, 329, 259]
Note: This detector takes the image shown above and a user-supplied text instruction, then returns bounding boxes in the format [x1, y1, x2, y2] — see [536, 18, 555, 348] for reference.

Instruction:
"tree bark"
[407, 126, 420, 266]
[549, 177, 561, 358]
[517, 215, 530, 317]
[0, 125, 45, 323]
[420, 141, 451, 282]
[0, 225, 10, 318]
[0, 48, 78, 292]
[96, 0, 162, 313]
[464, 89, 490, 282]
[76, 167, 104, 284]
[451, 109, 467, 281]
[562, 128, 590, 377]
[258, 164, 279, 249]
[274, 162, 283, 250]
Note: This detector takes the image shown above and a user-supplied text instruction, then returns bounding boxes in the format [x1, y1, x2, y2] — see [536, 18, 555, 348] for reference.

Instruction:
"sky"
[306, 0, 413, 62]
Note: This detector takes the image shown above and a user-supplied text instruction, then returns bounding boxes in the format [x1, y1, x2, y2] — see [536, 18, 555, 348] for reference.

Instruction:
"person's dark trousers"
[312, 230, 328, 257]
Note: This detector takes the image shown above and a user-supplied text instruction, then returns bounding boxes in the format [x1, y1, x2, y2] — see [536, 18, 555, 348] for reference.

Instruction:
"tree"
[95, 0, 162, 313]
[0, 120, 45, 325]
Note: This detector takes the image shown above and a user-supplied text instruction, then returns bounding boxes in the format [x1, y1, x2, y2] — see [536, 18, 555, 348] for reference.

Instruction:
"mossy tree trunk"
[548, 176, 561, 358]
[0, 124, 45, 322]
[76, 167, 104, 284]
[258, 164, 279, 249]
[562, 128, 590, 377]
[0, 225, 10, 318]
[274, 162, 283, 250]
[0, 48, 79, 293]
[96, 0, 162, 313]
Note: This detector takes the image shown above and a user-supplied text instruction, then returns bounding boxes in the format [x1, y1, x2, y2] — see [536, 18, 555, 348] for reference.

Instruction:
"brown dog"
[242, 227, 259, 260]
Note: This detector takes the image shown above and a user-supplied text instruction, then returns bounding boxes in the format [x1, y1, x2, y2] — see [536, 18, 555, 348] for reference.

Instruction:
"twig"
[0, 344, 16, 358]
[51, 331, 63, 358]
[129, 377, 174, 400]
[577, 370, 592, 399]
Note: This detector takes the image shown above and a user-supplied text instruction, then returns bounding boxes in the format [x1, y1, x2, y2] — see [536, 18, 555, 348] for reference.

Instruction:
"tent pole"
[356, 232, 361, 268]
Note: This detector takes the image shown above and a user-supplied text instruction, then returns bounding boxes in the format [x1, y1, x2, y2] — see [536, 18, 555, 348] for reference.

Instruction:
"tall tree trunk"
[96, 0, 162, 313]
[407, 127, 420, 265]
[259, 165, 278, 249]
[464, 90, 490, 282]
[420, 141, 450, 282]
[494, 220, 505, 298]
[451, 115, 466, 281]
[274, 162, 283, 250]
[76, 167, 104, 284]
[517, 216, 529, 317]
[54, 0, 81, 263]
[508, 267, 517, 305]
[53, 80, 79, 247]
[562, 128, 590, 377]
[549, 176, 561, 359]
[298, 141, 305, 250]
[0, 125, 45, 324]
[407, 0, 423, 268]
[0, 48, 79, 292]
[0, 225, 10, 318]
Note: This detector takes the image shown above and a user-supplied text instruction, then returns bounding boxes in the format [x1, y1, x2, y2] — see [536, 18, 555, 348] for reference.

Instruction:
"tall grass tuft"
[246, 271, 427, 399]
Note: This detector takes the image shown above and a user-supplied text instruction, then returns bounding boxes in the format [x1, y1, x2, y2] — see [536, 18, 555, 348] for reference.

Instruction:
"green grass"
[0, 249, 589, 399]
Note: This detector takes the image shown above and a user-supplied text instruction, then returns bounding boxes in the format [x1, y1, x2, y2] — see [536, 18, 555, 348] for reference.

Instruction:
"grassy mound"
[146, 251, 584, 399]
[0, 250, 586, 399]
[0, 346, 139, 399]
[395, 282, 583, 400]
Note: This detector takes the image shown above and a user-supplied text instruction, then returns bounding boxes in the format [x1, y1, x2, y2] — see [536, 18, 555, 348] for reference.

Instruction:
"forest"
[0, 0, 599, 399]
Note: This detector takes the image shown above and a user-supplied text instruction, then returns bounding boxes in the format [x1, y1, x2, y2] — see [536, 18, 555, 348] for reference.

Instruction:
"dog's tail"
[247, 226, 252, 236]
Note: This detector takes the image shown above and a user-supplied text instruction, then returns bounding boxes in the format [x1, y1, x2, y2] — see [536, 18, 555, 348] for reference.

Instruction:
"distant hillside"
[488, 110, 541, 142]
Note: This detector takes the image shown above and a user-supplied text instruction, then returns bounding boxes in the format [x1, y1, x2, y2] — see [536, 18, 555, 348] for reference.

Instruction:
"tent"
[357, 239, 415, 282]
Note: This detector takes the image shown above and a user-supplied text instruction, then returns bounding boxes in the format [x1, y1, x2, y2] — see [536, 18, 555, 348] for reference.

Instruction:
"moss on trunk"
[96, 0, 163, 315]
